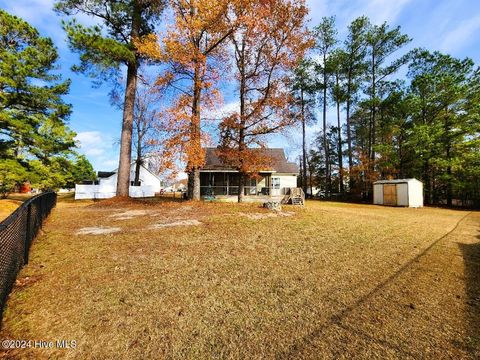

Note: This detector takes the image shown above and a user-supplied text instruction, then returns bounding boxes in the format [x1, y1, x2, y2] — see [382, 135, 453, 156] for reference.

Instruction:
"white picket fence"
[74, 184, 156, 200]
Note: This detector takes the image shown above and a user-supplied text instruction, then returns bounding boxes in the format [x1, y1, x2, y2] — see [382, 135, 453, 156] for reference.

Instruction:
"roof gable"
[202, 147, 299, 173]
[97, 162, 162, 181]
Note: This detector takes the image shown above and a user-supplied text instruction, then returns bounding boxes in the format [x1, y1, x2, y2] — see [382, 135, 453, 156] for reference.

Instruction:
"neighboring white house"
[75, 163, 162, 200]
[171, 179, 188, 192]
[199, 147, 299, 199]
[373, 178, 423, 208]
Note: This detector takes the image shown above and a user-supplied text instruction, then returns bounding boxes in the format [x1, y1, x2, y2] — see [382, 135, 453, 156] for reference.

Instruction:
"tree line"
[294, 16, 480, 207]
[2, 1, 479, 206]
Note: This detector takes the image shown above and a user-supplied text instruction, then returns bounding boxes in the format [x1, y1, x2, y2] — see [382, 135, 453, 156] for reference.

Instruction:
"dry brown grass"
[0, 194, 36, 222]
[0, 199, 23, 222]
[0, 198, 479, 359]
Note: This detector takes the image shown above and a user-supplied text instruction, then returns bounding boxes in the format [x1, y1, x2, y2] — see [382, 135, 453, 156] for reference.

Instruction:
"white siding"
[408, 180, 424, 207]
[396, 183, 409, 206]
[99, 165, 161, 192]
[279, 174, 298, 195]
[75, 185, 156, 199]
[75, 163, 161, 200]
[373, 184, 383, 205]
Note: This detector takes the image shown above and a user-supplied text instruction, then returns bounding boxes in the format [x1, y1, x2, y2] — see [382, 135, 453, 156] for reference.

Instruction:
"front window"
[272, 177, 280, 189]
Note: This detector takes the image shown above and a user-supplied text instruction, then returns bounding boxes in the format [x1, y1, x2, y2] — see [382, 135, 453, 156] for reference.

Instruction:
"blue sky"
[2, 0, 480, 173]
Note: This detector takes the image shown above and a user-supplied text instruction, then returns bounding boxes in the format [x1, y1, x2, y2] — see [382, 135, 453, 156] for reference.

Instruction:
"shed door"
[383, 184, 397, 206]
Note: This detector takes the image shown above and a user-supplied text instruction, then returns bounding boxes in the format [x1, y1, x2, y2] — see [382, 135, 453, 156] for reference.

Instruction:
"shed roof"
[202, 147, 299, 174]
[374, 178, 422, 185]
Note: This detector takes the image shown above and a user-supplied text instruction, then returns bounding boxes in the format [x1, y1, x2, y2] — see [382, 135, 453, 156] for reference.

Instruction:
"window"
[272, 177, 280, 189]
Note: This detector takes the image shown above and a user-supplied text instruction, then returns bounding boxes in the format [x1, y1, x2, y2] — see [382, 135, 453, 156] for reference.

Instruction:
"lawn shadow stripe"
[276, 211, 473, 359]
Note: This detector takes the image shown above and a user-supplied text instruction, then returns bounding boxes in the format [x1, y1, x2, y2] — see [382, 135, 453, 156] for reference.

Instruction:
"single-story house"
[171, 179, 188, 192]
[75, 162, 162, 199]
[200, 147, 299, 200]
[373, 178, 423, 207]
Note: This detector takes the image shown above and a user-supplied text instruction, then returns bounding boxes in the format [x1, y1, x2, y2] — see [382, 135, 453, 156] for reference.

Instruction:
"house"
[373, 178, 423, 207]
[75, 162, 162, 199]
[172, 179, 188, 192]
[200, 147, 299, 200]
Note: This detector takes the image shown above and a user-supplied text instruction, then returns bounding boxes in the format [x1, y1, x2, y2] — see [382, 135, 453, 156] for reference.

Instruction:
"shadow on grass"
[458, 230, 480, 357]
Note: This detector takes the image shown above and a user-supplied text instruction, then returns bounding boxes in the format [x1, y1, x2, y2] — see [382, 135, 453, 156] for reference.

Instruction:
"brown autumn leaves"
[135, 0, 312, 200]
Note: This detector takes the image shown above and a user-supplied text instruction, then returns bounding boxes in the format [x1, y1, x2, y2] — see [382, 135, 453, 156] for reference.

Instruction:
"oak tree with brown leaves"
[136, 0, 236, 200]
[217, 0, 311, 202]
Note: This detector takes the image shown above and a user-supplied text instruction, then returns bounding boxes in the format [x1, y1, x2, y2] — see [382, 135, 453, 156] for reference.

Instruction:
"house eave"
[200, 169, 278, 174]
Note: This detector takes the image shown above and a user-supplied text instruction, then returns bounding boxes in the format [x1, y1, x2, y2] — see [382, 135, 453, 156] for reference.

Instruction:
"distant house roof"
[97, 171, 115, 178]
[202, 147, 299, 174]
[174, 179, 188, 187]
[97, 162, 162, 182]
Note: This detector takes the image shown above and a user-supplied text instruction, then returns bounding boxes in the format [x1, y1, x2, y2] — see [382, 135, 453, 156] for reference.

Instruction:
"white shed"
[373, 179, 423, 208]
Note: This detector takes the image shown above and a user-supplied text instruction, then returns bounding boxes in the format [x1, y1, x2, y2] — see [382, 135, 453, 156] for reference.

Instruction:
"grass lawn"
[0, 194, 34, 222]
[0, 197, 479, 359]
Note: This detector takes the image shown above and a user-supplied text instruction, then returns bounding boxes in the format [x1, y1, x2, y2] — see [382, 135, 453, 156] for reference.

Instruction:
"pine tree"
[55, 0, 165, 197]
[313, 16, 337, 195]
[0, 10, 76, 192]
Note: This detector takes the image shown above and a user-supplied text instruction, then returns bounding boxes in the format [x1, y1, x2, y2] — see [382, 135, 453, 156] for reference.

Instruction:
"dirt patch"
[238, 211, 295, 220]
[110, 210, 152, 220]
[76, 226, 121, 235]
[149, 219, 202, 229]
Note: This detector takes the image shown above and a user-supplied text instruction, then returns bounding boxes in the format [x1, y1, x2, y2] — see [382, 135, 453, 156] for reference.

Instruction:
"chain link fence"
[0, 192, 57, 321]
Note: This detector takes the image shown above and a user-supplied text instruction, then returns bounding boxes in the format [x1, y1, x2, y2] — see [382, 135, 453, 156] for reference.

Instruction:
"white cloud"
[305, 0, 328, 23]
[75, 131, 103, 150]
[202, 101, 239, 121]
[74, 131, 117, 169]
[306, 0, 412, 30]
[102, 159, 119, 169]
[357, 0, 412, 25]
[2, 0, 55, 24]
[440, 15, 480, 53]
[2, 0, 101, 50]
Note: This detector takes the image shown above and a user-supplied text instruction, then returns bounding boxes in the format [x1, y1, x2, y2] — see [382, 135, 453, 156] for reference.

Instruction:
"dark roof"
[97, 171, 115, 178]
[202, 147, 299, 173]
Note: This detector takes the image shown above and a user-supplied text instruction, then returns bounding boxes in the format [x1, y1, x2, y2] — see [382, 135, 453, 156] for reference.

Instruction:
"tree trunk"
[346, 79, 353, 191]
[336, 75, 344, 194]
[134, 131, 142, 186]
[116, 1, 140, 197]
[237, 50, 246, 203]
[116, 62, 138, 197]
[188, 59, 202, 201]
[322, 53, 329, 195]
[423, 159, 431, 205]
[238, 173, 245, 203]
[445, 108, 452, 207]
[370, 50, 376, 166]
[134, 159, 141, 186]
[301, 89, 308, 196]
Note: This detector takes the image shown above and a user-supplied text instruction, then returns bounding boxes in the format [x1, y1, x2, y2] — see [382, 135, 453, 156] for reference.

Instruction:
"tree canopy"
[0, 9, 88, 195]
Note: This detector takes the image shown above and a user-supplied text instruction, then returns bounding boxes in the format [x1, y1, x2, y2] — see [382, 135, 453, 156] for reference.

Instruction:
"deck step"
[291, 196, 304, 205]
[283, 188, 305, 206]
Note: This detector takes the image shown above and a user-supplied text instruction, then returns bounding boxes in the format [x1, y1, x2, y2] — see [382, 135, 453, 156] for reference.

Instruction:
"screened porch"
[200, 172, 279, 197]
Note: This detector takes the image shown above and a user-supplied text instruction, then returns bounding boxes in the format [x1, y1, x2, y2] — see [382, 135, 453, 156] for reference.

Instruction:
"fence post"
[24, 203, 31, 265]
